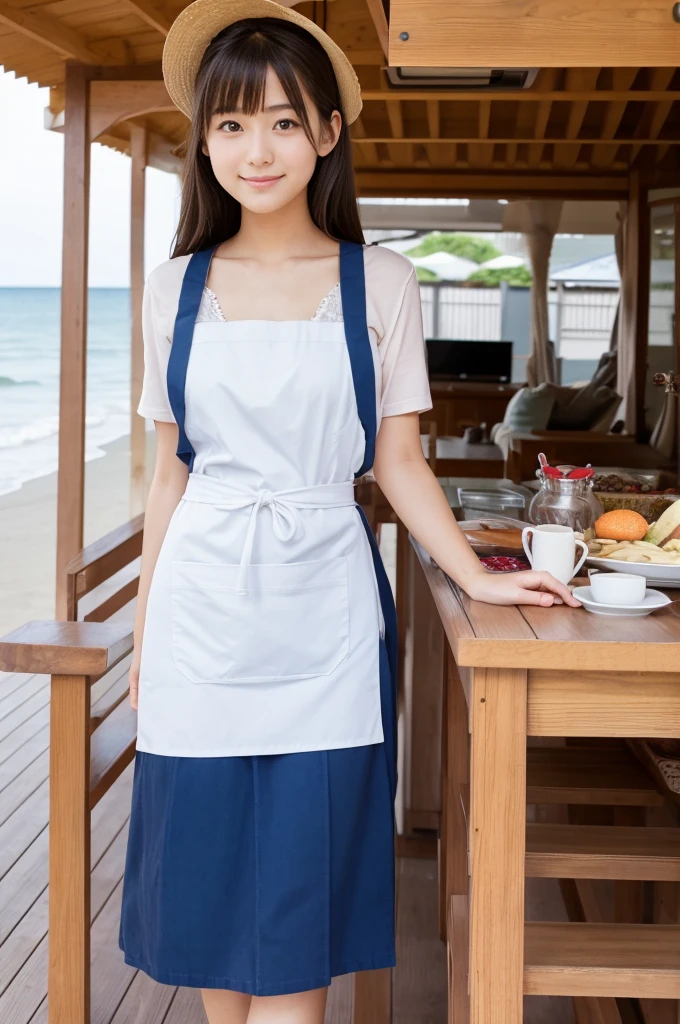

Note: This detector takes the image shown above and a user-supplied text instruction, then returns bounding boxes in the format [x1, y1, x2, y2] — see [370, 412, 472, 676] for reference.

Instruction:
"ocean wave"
[0, 417, 60, 448]
[0, 375, 41, 387]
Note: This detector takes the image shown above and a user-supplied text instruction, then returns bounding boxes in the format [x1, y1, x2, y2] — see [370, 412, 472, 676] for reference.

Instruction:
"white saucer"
[572, 586, 672, 617]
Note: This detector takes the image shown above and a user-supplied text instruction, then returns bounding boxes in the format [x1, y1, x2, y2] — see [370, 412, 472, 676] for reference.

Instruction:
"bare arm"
[129, 421, 188, 709]
[373, 412, 581, 608]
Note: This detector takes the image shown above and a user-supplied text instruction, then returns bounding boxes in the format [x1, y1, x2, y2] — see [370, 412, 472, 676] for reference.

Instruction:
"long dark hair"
[171, 17, 364, 257]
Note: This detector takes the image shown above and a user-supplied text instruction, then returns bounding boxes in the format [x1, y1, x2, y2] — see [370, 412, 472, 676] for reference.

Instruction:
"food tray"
[459, 518, 528, 572]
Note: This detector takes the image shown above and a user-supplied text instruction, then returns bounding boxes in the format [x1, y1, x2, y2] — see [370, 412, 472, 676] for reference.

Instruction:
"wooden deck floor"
[0, 658, 573, 1023]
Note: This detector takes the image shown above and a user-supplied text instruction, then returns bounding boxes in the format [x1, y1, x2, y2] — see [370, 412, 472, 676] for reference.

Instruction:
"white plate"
[572, 586, 672, 617]
[586, 555, 680, 588]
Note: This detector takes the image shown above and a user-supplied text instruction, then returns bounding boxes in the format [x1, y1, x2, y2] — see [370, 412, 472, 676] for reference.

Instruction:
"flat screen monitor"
[426, 339, 513, 383]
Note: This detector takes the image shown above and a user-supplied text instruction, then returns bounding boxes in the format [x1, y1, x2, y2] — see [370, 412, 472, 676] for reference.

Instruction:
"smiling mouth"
[241, 175, 283, 186]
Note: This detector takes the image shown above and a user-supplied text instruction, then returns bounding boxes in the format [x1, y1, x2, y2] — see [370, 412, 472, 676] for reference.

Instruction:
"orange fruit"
[594, 509, 648, 541]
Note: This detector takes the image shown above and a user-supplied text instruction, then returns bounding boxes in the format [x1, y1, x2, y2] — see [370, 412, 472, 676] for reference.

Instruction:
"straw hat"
[162, 0, 363, 123]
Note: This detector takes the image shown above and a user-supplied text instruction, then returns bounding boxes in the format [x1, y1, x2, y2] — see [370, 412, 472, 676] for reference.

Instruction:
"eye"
[217, 120, 242, 133]
[275, 118, 299, 130]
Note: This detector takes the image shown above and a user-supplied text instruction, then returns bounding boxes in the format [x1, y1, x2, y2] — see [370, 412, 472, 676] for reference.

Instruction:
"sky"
[0, 69, 181, 287]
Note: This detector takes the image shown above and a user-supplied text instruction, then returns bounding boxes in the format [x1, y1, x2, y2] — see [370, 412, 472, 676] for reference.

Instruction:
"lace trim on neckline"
[197, 282, 343, 323]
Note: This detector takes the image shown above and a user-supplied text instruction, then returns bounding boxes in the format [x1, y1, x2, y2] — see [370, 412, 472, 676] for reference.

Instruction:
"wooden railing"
[0, 515, 142, 1024]
[0, 491, 399, 1024]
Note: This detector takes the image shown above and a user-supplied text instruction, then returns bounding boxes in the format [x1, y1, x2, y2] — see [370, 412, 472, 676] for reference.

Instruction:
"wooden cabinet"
[424, 381, 522, 437]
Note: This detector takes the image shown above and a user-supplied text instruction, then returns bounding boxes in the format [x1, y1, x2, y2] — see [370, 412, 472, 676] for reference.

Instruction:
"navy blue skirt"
[118, 638, 396, 996]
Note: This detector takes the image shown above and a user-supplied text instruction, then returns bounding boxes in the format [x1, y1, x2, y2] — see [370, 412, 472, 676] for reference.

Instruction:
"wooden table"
[427, 381, 521, 438]
[411, 539, 680, 1024]
[420, 435, 505, 478]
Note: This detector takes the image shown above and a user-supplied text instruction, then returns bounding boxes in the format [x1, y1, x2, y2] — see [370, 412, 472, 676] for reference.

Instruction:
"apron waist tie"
[181, 475, 357, 594]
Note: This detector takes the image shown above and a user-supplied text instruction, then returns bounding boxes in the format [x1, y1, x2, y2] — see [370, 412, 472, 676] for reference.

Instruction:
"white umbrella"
[478, 254, 527, 270]
[406, 251, 478, 281]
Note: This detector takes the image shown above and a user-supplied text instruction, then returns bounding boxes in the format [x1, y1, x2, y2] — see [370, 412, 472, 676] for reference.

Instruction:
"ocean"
[0, 287, 136, 497]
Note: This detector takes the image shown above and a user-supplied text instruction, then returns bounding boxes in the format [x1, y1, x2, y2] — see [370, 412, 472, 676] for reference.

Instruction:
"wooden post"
[48, 674, 91, 1024]
[674, 202, 680, 481]
[56, 63, 90, 619]
[468, 667, 527, 1024]
[130, 123, 147, 516]
[629, 170, 651, 442]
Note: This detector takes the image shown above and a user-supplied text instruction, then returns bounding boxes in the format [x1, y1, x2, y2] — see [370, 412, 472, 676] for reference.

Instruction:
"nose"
[245, 127, 274, 168]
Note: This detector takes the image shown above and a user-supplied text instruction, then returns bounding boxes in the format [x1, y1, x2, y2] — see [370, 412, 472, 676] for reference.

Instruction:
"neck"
[231, 190, 334, 261]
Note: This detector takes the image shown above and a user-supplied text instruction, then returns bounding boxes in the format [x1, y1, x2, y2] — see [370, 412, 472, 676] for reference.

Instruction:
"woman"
[118, 2, 578, 1021]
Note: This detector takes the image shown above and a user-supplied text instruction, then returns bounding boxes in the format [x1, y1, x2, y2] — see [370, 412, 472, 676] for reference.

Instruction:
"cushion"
[501, 384, 556, 434]
[547, 382, 621, 431]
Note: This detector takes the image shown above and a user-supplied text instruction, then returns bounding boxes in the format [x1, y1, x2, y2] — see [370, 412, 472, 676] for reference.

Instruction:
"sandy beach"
[0, 430, 156, 638]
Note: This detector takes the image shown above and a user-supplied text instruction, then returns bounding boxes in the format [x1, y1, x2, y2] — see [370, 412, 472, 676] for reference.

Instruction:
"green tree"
[467, 265, 532, 287]
[405, 232, 501, 265]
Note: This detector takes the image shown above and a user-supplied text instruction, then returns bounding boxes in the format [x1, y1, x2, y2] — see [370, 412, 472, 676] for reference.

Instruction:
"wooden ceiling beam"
[89, 80, 174, 140]
[630, 69, 676, 164]
[528, 68, 559, 169]
[0, 2, 125, 64]
[424, 101, 440, 170]
[364, 0, 388, 59]
[591, 68, 639, 170]
[425, 141, 458, 169]
[426, 100, 440, 139]
[388, 0, 680, 67]
[123, 0, 173, 35]
[351, 113, 379, 165]
[355, 169, 628, 200]
[478, 99, 491, 139]
[351, 136, 679, 146]
[554, 68, 600, 170]
[468, 99, 493, 167]
[385, 99, 404, 139]
[359, 90, 680, 103]
[383, 99, 416, 166]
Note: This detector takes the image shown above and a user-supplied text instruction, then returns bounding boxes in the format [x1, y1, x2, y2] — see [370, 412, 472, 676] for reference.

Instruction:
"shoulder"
[141, 254, 192, 343]
[362, 244, 420, 342]
[145, 255, 193, 337]
[147, 253, 193, 298]
[363, 243, 417, 291]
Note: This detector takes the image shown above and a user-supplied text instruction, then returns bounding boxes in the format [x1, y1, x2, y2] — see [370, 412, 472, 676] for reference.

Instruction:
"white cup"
[522, 524, 588, 585]
[589, 571, 646, 606]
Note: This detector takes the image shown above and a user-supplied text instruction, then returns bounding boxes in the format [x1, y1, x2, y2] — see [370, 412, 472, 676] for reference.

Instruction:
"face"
[201, 66, 342, 214]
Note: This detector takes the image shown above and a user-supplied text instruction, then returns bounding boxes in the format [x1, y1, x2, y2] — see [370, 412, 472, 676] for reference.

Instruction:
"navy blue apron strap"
[340, 240, 399, 808]
[339, 240, 376, 479]
[166, 244, 220, 470]
[356, 504, 399, 810]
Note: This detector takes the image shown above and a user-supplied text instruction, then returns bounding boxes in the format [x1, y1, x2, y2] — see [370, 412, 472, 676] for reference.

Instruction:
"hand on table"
[465, 569, 582, 608]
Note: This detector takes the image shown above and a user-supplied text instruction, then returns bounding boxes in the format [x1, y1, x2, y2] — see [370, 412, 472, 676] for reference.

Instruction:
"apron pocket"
[169, 556, 350, 684]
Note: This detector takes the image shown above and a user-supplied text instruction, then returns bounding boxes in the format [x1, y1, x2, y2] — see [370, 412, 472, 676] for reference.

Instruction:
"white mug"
[522, 524, 588, 585]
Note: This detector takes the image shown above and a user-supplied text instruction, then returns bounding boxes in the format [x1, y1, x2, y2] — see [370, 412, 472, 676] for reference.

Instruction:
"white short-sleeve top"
[137, 242, 433, 424]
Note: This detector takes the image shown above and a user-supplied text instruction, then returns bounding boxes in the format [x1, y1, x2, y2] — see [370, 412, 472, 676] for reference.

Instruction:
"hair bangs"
[199, 30, 314, 145]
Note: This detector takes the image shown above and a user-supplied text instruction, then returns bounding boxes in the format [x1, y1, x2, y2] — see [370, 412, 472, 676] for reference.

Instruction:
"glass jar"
[528, 476, 599, 535]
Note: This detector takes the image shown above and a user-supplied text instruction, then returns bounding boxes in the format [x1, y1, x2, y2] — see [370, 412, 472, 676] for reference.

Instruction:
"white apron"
[136, 249, 387, 758]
